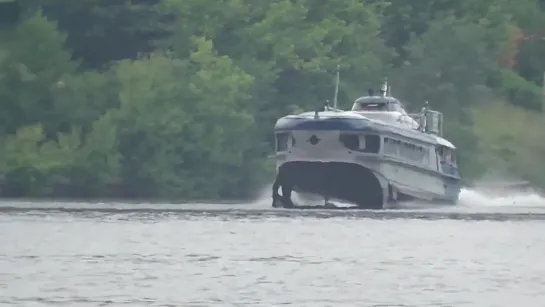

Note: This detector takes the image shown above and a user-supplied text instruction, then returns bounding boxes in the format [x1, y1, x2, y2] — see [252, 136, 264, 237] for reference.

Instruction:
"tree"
[389, 16, 506, 179]
[1, 0, 545, 198]
[0, 11, 77, 135]
[110, 38, 263, 198]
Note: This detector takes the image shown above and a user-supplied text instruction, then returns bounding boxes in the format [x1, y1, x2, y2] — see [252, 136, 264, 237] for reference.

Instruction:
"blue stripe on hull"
[274, 117, 376, 132]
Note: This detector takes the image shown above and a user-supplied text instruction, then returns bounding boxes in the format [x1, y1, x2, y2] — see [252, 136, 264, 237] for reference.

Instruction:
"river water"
[1, 189, 545, 307]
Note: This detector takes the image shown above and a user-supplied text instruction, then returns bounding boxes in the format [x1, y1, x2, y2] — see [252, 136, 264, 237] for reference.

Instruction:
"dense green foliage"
[0, 0, 544, 199]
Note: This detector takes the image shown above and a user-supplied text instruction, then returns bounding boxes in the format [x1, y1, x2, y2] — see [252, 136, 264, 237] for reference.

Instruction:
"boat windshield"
[353, 102, 388, 111]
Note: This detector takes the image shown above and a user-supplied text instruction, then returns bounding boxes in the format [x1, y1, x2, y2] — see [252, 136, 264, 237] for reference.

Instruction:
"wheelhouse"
[351, 96, 407, 114]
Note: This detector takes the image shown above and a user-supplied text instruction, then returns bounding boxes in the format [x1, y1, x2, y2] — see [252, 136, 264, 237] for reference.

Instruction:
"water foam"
[458, 188, 545, 207]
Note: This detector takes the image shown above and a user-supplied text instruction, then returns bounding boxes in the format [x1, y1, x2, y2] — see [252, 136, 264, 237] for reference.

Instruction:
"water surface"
[1, 190, 545, 307]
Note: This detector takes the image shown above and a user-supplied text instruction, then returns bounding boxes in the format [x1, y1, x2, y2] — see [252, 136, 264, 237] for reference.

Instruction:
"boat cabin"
[351, 96, 407, 114]
[350, 95, 420, 129]
[350, 90, 445, 138]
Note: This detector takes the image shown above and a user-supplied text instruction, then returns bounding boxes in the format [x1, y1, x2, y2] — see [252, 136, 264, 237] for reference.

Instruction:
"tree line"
[0, 0, 544, 200]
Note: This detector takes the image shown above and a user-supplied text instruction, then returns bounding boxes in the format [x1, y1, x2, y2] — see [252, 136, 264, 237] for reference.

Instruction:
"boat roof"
[354, 96, 401, 104]
[435, 137, 455, 149]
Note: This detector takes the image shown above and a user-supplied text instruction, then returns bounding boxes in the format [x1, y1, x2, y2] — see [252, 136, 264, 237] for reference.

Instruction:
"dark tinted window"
[339, 134, 380, 153]
[363, 135, 380, 153]
[339, 134, 359, 150]
[276, 133, 289, 152]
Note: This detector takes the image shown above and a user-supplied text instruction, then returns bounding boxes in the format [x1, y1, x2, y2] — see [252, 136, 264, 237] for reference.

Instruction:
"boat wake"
[457, 188, 545, 210]
[252, 184, 545, 211]
[0, 184, 543, 222]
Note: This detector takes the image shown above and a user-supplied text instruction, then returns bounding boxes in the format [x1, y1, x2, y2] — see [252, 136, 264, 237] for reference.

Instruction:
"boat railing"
[408, 109, 443, 136]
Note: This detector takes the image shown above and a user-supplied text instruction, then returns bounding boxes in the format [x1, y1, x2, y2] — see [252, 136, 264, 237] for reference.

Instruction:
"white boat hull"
[274, 128, 461, 208]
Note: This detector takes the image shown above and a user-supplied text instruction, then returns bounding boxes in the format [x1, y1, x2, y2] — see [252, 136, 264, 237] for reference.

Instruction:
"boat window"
[384, 137, 427, 162]
[383, 137, 397, 155]
[339, 134, 380, 153]
[276, 133, 290, 152]
[445, 149, 451, 162]
[436, 146, 444, 161]
[363, 135, 380, 153]
[437, 145, 456, 165]
[339, 134, 359, 151]
[445, 148, 456, 164]
[353, 102, 387, 111]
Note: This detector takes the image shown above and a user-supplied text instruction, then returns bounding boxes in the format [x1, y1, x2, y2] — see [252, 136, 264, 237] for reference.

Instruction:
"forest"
[0, 0, 544, 200]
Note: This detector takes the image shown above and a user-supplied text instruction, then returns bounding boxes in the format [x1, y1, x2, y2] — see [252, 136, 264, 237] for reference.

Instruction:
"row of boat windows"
[276, 133, 452, 165]
[276, 133, 381, 153]
[383, 137, 429, 163]
[276, 133, 424, 159]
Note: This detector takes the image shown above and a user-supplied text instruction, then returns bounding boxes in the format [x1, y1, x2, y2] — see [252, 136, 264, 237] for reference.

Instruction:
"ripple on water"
[2, 207, 545, 222]
[0, 203, 545, 306]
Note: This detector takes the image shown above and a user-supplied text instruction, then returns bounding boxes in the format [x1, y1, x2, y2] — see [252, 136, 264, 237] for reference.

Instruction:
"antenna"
[333, 65, 340, 109]
[380, 78, 388, 97]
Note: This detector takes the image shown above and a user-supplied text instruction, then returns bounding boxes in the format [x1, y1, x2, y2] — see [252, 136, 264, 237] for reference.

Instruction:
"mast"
[333, 65, 340, 109]
[380, 78, 388, 97]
